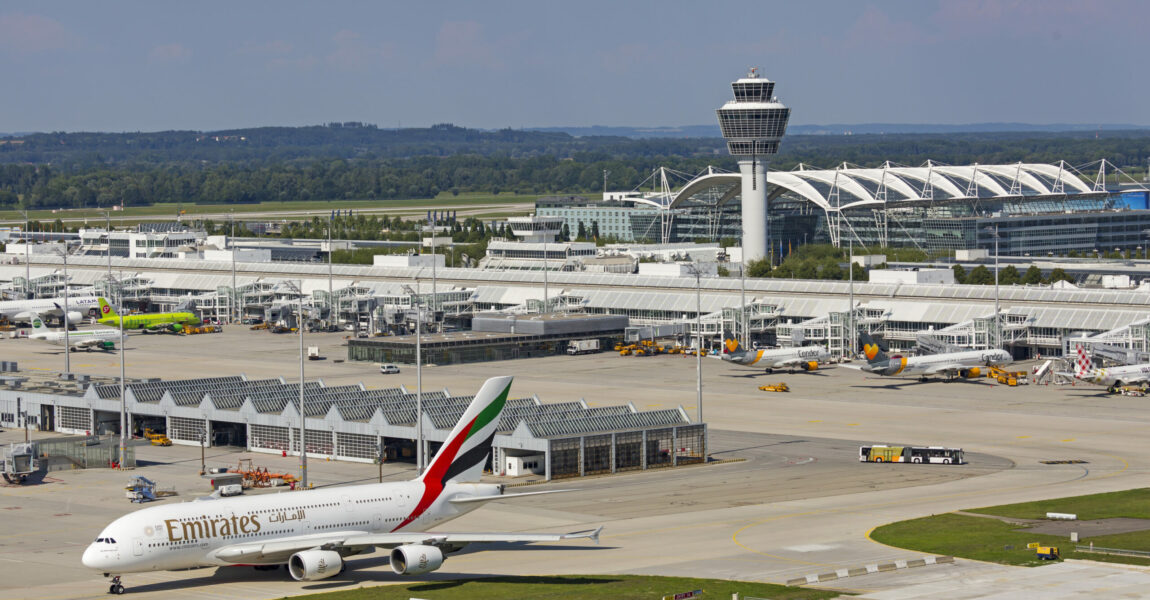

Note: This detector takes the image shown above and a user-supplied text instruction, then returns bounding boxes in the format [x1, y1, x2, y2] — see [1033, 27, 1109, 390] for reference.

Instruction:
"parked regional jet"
[1072, 344, 1150, 392]
[853, 331, 1011, 380]
[96, 298, 200, 332]
[28, 316, 119, 351]
[0, 295, 101, 324]
[82, 376, 601, 594]
[719, 332, 829, 373]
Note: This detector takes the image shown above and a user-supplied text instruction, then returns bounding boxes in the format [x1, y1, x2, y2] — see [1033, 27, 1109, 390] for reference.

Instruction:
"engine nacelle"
[170, 323, 183, 332]
[802, 361, 819, 371]
[64, 311, 84, 326]
[962, 367, 981, 378]
[390, 544, 444, 575]
[287, 550, 343, 581]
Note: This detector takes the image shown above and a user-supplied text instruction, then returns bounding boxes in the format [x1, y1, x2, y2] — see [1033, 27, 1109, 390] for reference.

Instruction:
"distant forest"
[0, 123, 1147, 210]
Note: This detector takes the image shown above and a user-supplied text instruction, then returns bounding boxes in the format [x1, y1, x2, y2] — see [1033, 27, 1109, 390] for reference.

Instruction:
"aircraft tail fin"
[1074, 344, 1093, 378]
[97, 297, 119, 319]
[419, 376, 512, 486]
[30, 315, 47, 332]
[858, 331, 889, 365]
[721, 331, 744, 356]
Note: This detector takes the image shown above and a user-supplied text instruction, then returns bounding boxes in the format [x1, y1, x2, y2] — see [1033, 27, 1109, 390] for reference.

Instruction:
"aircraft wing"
[210, 527, 601, 564]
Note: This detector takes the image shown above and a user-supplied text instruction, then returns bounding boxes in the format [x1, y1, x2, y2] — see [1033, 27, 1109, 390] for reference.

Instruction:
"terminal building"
[0, 375, 705, 481]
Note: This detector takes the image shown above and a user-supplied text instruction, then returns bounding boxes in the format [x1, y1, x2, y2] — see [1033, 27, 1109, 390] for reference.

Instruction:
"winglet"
[562, 526, 603, 545]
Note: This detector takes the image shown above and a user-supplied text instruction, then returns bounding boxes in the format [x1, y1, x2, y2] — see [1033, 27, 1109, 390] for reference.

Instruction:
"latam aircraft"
[853, 331, 1011, 381]
[0, 295, 101, 324]
[1072, 344, 1150, 392]
[719, 332, 829, 373]
[83, 376, 600, 594]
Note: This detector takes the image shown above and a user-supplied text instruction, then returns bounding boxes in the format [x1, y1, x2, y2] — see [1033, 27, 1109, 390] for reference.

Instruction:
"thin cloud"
[326, 29, 394, 70]
[0, 12, 79, 53]
[148, 43, 192, 64]
[434, 21, 504, 69]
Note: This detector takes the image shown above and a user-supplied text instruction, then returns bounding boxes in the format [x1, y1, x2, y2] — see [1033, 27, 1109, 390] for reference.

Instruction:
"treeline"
[1, 124, 1148, 211]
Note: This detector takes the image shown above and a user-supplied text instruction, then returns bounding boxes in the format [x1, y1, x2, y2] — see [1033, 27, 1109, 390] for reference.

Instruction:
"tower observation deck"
[716, 68, 790, 263]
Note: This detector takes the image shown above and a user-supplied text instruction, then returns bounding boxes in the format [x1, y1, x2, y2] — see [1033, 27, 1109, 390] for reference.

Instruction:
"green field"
[871, 488, 1150, 567]
[287, 575, 842, 600]
[0, 192, 544, 224]
[965, 488, 1150, 520]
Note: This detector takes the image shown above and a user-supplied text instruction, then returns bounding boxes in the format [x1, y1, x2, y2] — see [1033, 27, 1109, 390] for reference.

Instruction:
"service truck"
[307, 346, 321, 360]
[566, 339, 601, 355]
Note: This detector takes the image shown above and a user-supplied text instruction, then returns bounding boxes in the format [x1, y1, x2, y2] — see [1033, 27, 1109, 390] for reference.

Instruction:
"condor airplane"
[83, 376, 600, 594]
[853, 331, 1011, 381]
[719, 332, 829, 373]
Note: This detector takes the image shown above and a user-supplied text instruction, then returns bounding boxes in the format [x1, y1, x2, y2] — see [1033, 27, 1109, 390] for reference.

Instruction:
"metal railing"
[1076, 545, 1150, 558]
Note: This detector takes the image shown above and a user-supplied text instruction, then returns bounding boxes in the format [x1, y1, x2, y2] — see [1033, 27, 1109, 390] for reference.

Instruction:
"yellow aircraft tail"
[97, 297, 119, 319]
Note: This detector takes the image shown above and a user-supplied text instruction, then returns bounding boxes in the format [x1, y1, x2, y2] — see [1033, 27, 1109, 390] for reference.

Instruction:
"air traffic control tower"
[716, 68, 790, 263]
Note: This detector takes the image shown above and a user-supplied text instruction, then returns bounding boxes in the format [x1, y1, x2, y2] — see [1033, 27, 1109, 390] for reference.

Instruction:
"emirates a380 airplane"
[82, 376, 601, 595]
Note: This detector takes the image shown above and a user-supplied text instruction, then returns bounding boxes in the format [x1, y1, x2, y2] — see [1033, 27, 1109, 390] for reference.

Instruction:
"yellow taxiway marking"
[846, 423, 860, 426]
[1061, 438, 1076, 443]
[1016, 435, 1030, 439]
[808, 420, 823, 423]
[645, 404, 662, 408]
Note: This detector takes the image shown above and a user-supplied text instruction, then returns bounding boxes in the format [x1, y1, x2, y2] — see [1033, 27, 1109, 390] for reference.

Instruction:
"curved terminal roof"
[655, 161, 1099, 211]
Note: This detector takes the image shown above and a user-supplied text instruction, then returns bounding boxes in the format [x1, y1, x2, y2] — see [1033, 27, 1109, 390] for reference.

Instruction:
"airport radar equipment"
[716, 67, 791, 263]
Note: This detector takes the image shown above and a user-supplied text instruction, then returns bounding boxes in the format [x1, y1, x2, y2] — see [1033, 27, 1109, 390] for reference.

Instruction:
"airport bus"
[859, 445, 964, 464]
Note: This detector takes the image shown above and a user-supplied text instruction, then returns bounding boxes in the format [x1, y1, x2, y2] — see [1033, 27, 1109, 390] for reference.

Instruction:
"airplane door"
[373, 513, 381, 531]
[132, 538, 143, 557]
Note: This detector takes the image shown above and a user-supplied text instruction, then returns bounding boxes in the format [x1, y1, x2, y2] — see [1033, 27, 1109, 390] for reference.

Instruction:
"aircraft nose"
[81, 545, 98, 569]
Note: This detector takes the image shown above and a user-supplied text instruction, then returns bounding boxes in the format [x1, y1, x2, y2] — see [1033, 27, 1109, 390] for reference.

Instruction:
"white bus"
[859, 445, 964, 464]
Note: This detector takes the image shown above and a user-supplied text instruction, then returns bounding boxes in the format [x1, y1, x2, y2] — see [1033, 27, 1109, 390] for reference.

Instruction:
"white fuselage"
[723, 346, 830, 369]
[865, 349, 1012, 377]
[1076, 364, 1150, 388]
[0, 296, 101, 320]
[82, 480, 499, 574]
[30, 328, 120, 348]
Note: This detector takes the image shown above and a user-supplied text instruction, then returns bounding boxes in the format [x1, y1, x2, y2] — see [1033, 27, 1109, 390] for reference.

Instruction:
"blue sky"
[0, 1, 1143, 132]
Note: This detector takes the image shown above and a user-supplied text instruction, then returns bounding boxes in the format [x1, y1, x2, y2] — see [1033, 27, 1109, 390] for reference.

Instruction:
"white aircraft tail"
[29, 315, 48, 333]
[1074, 344, 1093, 378]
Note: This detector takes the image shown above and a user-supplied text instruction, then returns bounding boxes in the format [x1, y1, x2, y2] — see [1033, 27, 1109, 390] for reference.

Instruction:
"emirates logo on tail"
[1074, 344, 1093, 378]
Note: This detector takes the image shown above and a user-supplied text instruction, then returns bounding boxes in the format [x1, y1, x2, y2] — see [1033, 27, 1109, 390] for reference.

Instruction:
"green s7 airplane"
[97, 298, 201, 332]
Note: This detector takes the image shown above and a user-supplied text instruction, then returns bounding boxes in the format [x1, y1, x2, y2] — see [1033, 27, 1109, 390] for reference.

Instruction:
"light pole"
[60, 244, 70, 376]
[327, 220, 334, 331]
[230, 210, 237, 324]
[21, 210, 29, 299]
[199, 430, 206, 476]
[376, 441, 383, 483]
[403, 282, 425, 474]
[283, 279, 308, 488]
[739, 257, 746, 346]
[848, 239, 855, 359]
[117, 283, 127, 470]
[104, 211, 113, 308]
[984, 225, 1001, 349]
[686, 263, 703, 426]
[543, 238, 549, 314]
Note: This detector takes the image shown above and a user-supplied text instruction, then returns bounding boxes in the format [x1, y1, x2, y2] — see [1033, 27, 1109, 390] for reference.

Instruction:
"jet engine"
[390, 544, 444, 575]
[64, 311, 84, 325]
[287, 550, 343, 581]
[170, 323, 183, 333]
[961, 367, 981, 378]
[802, 361, 819, 371]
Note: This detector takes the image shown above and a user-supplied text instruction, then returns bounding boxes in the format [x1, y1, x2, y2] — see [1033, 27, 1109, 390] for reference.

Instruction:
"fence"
[1077, 545, 1150, 558]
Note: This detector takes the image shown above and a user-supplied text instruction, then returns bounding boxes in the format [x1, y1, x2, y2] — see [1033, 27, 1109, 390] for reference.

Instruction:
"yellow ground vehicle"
[619, 346, 633, 356]
[249, 322, 268, 330]
[613, 343, 624, 352]
[1035, 546, 1060, 560]
[759, 383, 789, 392]
[142, 428, 172, 446]
[988, 367, 1027, 386]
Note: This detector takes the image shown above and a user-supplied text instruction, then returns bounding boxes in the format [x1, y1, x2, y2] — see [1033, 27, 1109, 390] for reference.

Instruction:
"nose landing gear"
[107, 575, 125, 594]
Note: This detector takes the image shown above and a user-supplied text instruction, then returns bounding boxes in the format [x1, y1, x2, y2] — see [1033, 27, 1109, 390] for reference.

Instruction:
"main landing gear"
[107, 575, 125, 595]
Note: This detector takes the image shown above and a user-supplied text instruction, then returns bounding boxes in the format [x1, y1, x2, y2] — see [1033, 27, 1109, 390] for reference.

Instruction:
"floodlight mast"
[716, 67, 790, 263]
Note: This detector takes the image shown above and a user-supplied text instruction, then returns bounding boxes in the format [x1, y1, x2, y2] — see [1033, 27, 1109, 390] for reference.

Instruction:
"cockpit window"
[94, 537, 116, 544]
[95, 538, 103, 542]
[108, 538, 116, 544]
